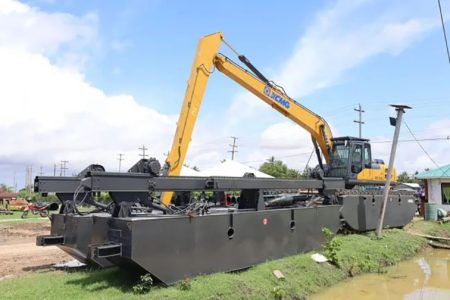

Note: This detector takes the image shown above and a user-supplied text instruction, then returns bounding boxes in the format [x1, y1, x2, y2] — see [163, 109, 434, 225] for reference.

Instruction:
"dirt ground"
[0, 221, 72, 280]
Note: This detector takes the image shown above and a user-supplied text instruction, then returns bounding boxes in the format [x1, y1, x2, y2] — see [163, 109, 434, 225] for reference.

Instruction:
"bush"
[132, 273, 153, 294]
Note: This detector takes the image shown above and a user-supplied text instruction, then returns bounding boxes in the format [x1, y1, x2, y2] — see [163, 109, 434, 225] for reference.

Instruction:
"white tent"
[199, 160, 273, 178]
[180, 166, 202, 176]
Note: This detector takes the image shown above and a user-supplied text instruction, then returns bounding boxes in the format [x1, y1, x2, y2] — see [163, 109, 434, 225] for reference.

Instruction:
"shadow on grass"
[65, 267, 142, 293]
[63, 265, 178, 294]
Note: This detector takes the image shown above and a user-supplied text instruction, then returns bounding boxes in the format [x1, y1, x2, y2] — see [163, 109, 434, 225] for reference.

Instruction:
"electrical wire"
[404, 121, 449, 176]
[241, 151, 313, 164]
[371, 136, 450, 143]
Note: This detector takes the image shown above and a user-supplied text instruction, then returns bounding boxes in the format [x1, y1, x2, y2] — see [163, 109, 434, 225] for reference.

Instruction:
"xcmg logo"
[263, 86, 290, 109]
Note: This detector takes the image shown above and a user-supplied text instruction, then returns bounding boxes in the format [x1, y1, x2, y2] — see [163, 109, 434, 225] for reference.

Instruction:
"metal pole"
[376, 104, 411, 237]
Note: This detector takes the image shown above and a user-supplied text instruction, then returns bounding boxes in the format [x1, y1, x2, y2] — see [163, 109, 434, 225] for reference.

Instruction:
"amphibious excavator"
[34, 32, 416, 285]
[161, 32, 395, 205]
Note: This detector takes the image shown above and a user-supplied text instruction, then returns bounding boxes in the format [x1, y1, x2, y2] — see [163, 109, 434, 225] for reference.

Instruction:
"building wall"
[427, 178, 450, 208]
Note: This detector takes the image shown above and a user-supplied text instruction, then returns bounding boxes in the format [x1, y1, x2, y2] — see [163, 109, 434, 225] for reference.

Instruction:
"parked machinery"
[34, 33, 417, 285]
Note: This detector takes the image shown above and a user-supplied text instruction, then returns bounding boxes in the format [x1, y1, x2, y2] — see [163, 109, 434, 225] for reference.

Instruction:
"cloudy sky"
[1, 0, 450, 188]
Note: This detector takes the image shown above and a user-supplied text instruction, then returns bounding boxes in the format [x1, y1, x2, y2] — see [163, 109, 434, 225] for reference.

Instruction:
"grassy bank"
[0, 211, 50, 223]
[407, 219, 450, 238]
[0, 226, 433, 300]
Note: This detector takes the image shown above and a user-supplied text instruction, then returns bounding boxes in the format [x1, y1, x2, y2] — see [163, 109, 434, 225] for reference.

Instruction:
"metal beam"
[80, 171, 327, 192]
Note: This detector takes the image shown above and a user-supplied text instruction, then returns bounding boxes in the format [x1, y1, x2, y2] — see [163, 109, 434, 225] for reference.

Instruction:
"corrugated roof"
[416, 163, 450, 179]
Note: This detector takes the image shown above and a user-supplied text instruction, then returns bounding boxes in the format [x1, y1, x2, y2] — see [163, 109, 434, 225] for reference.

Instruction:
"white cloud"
[248, 118, 450, 174]
[368, 118, 450, 174]
[0, 1, 176, 183]
[277, 16, 435, 98]
[225, 0, 437, 131]
[260, 122, 312, 151]
[219, 0, 442, 173]
[242, 122, 318, 171]
[0, 47, 175, 172]
[0, 0, 447, 187]
[0, 0, 98, 68]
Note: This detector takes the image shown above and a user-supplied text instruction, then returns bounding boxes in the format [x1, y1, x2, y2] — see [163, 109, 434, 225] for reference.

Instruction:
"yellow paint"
[214, 54, 333, 163]
[162, 32, 396, 205]
[161, 33, 223, 205]
[357, 163, 397, 182]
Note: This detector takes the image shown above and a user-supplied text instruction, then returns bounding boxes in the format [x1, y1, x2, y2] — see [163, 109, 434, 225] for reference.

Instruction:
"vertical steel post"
[376, 104, 411, 237]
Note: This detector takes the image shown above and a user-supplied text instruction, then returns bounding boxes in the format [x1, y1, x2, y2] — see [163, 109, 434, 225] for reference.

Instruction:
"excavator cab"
[327, 137, 372, 181]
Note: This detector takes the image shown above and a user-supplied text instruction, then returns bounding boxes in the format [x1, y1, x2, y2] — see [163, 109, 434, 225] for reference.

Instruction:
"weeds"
[322, 227, 342, 264]
[271, 285, 286, 300]
[178, 278, 191, 291]
[132, 273, 153, 294]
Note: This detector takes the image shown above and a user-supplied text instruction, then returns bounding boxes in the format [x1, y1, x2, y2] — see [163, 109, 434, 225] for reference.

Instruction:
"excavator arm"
[162, 32, 333, 205]
[214, 53, 333, 162]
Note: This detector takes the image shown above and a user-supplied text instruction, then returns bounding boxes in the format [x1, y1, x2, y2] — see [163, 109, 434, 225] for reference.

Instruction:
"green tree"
[0, 184, 13, 192]
[397, 171, 410, 183]
[397, 171, 421, 184]
[259, 157, 300, 179]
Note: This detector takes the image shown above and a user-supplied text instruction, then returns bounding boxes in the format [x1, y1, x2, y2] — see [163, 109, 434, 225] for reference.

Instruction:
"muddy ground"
[0, 221, 72, 280]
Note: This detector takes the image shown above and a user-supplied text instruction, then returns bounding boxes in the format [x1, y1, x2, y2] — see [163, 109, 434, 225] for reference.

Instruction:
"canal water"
[310, 249, 450, 300]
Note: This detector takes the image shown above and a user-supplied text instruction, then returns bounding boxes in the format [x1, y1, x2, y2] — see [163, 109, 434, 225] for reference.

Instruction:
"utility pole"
[24, 167, 28, 194]
[139, 145, 148, 159]
[117, 153, 125, 172]
[53, 163, 57, 176]
[376, 104, 411, 238]
[354, 103, 365, 138]
[25, 166, 32, 196]
[39, 166, 44, 176]
[60, 160, 69, 176]
[228, 136, 238, 160]
[13, 173, 17, 193]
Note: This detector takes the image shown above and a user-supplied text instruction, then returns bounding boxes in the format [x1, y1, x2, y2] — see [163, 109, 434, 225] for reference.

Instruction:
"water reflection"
[310, 249, 450, 300]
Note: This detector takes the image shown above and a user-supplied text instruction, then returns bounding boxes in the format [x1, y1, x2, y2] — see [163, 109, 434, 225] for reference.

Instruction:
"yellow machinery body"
[162, 32, 396, 205]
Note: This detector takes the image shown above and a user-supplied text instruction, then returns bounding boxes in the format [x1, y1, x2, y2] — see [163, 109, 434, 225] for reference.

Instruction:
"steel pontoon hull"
[41, 205, 341, 284]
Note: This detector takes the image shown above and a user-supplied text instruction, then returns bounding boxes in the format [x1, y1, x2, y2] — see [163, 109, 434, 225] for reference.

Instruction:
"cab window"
[364, 144, 371, 168]
[330, 145, 349, 168]
[351, 144, 363, 173]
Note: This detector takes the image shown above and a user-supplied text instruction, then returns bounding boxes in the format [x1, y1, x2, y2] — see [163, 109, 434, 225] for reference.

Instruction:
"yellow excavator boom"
[161, 33, 223, 205]
[161, 32, 333, 205]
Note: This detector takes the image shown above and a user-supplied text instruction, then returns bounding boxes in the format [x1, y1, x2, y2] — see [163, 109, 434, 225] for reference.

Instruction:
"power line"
[241, 151, 313, 164]
[371, 136, 450, 143]
[438, 0, 450, 64]
[228, 136, 239, 160]
[353, 103, 365, 138]
[304, 149, 315, 172]
[404, 121, 449, 177]
[117, 153, 125, 172]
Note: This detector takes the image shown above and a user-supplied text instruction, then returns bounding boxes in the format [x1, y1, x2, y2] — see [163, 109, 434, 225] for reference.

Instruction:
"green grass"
[0, 211, 49, 223]
[407, 219, 450, 238]
[0, 229, 427, 300]
[328, 230, 426, 276]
